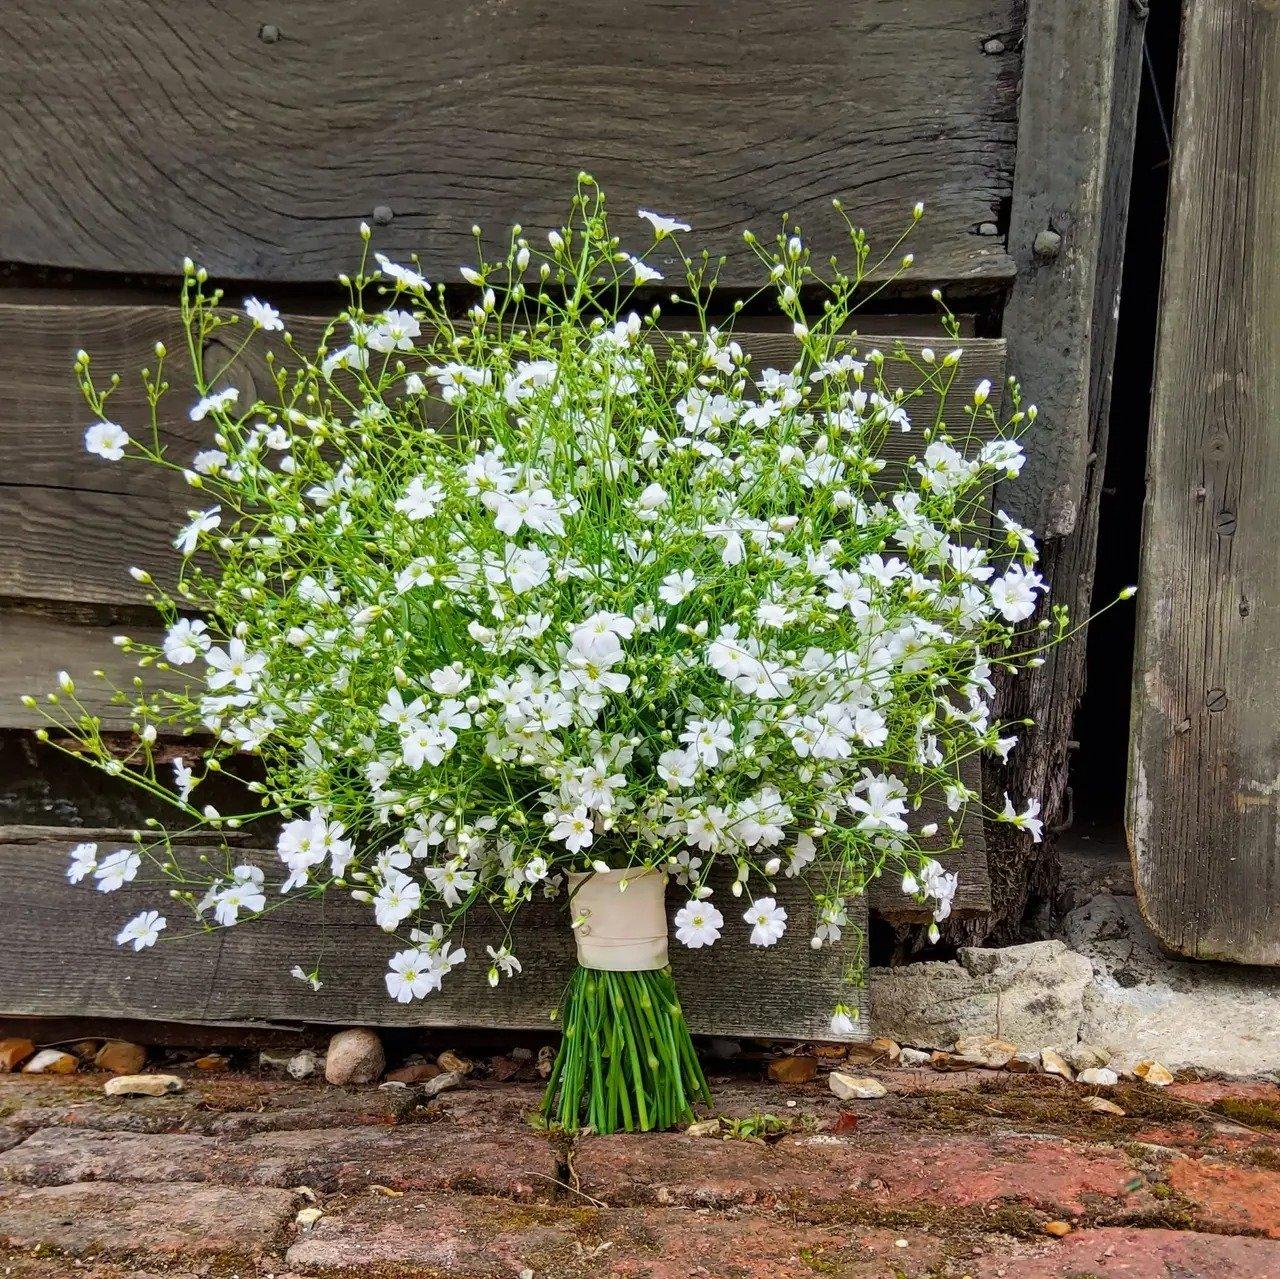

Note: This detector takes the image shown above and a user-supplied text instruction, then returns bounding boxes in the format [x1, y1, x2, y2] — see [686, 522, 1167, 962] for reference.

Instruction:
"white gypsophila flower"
[172, 757, 194, 802]
[743, 897, 788, 947]
[376, 252, 428, 290]
[385, 947, 434, 1002]
[291, 964, 323, 991]
[84, 421, 130, 460]
[162, 618, 210, 665]
[189, 387, 239, 422]
[51, 181, 1071, 1006]
[637, 209, 690, 236]
[174, 506, 221, 556]
[486, 944, 522, 985]
[625, 254, 663, 284]
[999, 794, 1044, 843]
[367, 309, 421, 353]
[66, 842, 98, 884]
[659, 569, 696, 604]
[244, 297, 283, 331]
[829, 1006, 857, 1037]
[374, 871, 421, 930]
[116, 909, 166, 951]
[990, 564, 1046, 623]
[674, 899, 723, 948]
[93, 849, 140, 893]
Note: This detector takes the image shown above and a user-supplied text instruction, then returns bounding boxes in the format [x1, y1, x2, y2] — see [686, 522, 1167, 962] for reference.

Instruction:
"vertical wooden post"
[945, 0, 1146, 945]
[1129, 0, 1280, 964]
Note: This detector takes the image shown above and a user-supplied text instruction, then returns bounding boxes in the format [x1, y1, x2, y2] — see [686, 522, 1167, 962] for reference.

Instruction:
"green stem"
[540, 964, 709, 1134]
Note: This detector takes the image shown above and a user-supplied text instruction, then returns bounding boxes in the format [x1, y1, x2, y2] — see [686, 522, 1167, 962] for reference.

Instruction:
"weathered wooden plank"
[0, 304, 1007, 606]
[1000, 0, 1141, 537]
[0, 828, 868, 1039]
[0, 1, 1018, 287]
[1128, 0, 1280, 965]
[946, 0, 1146, 948]
[0, 609, 190, 730]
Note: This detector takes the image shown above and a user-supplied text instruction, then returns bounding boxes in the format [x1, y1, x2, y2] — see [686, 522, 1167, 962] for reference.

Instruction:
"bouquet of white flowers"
[34, 176, 1109, 1132]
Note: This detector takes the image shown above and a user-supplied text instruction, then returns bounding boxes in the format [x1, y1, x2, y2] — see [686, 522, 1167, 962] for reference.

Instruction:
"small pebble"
[829, 1072, 887, 1100]
[1134, 1058, 1174, 1087]
[768, 1055, 817, 1084]
[437, 1050, 474, 1076]
[1044, 1220, 1072, 1238]
[287, 1049, 318, 1080]
[953, 1035, 1017, 1069]
[1078, 1067, 1119, 1087]
[104, 1073, 183, 1098]
[1033, 228, 1063, 259]
[419, 1069, 464, 1099]
[0, 1038, 35, 1072]
[385, 1061, 442, 1085]
[1086, 1096, 1126, 1116]
[899, 1047, 931, 1067]
[1040, 1048, 1074, 1081]
[295, 1206, 324, 1228]
[325, 1028, 385, 1086]
[22, 1049, 78, 1075]
[1068, 1043, 1111, 1072]
[95, 1040, 147, 1075]
[870, 1036, 901, 1064]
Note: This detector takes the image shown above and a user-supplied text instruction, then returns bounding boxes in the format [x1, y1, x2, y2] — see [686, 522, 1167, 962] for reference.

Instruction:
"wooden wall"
[1129, 0, 1280, 965]
[0, 0, 1158, 1026]
[0, 0, 1020, 286]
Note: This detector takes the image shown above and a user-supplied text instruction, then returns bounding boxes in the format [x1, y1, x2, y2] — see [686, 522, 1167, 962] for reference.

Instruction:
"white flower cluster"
[53, 180, 1060, 1013]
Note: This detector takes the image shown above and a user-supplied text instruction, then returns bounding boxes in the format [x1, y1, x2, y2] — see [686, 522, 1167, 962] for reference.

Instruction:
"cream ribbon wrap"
[567, 867, 669, 971]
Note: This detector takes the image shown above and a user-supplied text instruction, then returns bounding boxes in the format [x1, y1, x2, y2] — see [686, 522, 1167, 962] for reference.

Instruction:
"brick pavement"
[0, 1066, 1277, 1276]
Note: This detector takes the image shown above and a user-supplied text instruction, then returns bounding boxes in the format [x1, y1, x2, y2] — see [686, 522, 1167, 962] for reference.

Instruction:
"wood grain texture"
[0, 609, 191, 730]
[1000, 0, 1134, 538]
[0, 303, 1008, 606]
[943, 0, 1145, 949]
[1128, 0, 1280, 964]
[0, 828, 867, 1038]
[0, 0, 1018, 286]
